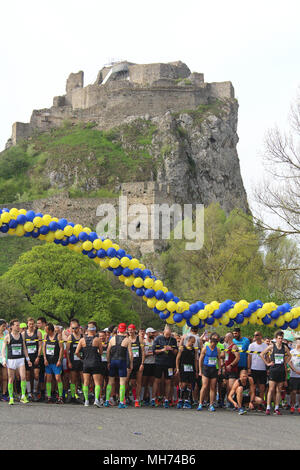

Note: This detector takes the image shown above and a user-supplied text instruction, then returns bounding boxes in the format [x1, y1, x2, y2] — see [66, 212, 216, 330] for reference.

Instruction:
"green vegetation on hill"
[0, 119, 158, 204]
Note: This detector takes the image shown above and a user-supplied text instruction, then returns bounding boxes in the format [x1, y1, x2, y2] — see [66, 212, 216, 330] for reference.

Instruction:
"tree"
[254, 91, 300, 237]
[1, 244, 140, 328]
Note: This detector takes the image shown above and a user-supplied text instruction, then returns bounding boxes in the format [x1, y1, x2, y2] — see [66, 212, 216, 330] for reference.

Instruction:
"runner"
[98, 330, 109, 405]
[175, 335, 197, 409]
[247, 331, 268, 407]
[126, 324, 145, 408]
[232, 327, 250, 373]
[288, 336, 300, 414]
[261, 330, 292, 415]
[0, 319, 8, 401]
[151, 325, 178, 408]
[2, 319, 31, 405]
[105, 323, 133, 409]
[66, 318, 83, 404]
[141, 327, 156, 405]
[228, 369, 263, 415]
[43, 322, 64, 404]
[23, 317, 42, 401]
[223, 332, 240, 406]
[197, 333, 221, 412]
[36, 316, 47, 401]
[75, 321, 103, 408]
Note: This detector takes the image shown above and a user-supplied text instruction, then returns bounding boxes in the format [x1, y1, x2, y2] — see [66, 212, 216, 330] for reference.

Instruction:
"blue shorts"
[109, 359, 127, 378]
[45, 363, 62, 376]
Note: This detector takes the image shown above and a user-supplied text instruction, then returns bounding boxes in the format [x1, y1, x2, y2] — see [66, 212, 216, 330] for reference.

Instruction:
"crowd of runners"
[1, 317, 300, 416]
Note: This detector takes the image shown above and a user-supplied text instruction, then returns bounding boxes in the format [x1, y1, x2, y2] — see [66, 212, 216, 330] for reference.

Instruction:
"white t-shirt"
[248, 341, 267, 371]
[290, 348, 300, 378]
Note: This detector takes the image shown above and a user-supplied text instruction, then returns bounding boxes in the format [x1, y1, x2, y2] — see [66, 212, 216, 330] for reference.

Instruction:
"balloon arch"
[1, 207, 300, 332]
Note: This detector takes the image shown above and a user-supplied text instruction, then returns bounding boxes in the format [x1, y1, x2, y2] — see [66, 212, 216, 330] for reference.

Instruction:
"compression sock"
[82, 385, 89, 402]
[70, 383, 76, 398]
[57, 382, 63, 398]
[179, 388, 184, 400]
[120, 384, 126, 404]
[33, 379, 38, 393]
[140, 387, 145, 401]
[95, 385, 101, 401]
[26, 381, 31, 394]
[132, 388, 137, 400]
[46, 382, 52, 398]
[149, 386, 153, 401]
[8, 383, 14, 399]
[21, 381, 27, 397]
[106, 384, 112, 401]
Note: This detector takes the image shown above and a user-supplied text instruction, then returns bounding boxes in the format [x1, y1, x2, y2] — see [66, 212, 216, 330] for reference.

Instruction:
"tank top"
[130, 336, 142, 365]
[203, 344, 218, 368]
[101, 342, 108, 363]
[180, 346, 195, 373]
[270, 343, 286, 370]
[144, 339, 155, 365]
[238, 378, 250, 397]
[7, 333, 24, 360]
[82, 335, 102, 368]
[25, 330, 39, 359]
[110, 335, 128, 361]
[45, 333, 60, 364]
[69, 334, 82, 364]
[225, 343, 238, 374]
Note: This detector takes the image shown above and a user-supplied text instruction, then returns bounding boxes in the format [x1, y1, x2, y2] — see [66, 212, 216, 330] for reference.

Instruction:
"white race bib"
[183, 364, 193, 372]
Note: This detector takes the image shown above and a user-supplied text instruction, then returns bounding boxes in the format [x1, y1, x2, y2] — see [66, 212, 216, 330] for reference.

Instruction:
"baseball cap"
[118, 323, 127, 333]
[20, 323, 27, 328]
[103, 328, 109, 332]
[146, 327, 156, 333]
[128, 324, 136, 330]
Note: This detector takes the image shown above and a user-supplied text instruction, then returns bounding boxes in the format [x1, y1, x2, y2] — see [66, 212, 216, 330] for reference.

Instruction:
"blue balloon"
[54, 239, 61, 244]
[205, 317, 214, 325]
[288, 319, 299, 330]
[49, 221, 59, 231]
[0, 224, 9, 233]
[160, 312, 170, 320]
[281, 322, 288, 330]
[155, 290, 165, 300]
[122, 268, 132, 277]
[271, 310, 280, 320]
[145, 289, 155, 298]
[88, 232, 98, 242]
[17, 214, 27, 225]
[78, 232, 89, 242]
[153, 307, 160, 314]
[23, 232, 32, 238]
[164, 292, 174, 302]
[173, 296, 180, 303]
[143, 269, 151, 277]
[173, 313, 183, 323]
[136, 288, 144, 297]
[196, 301, 205, 310]
[133, 268, 143, 278]
[190, 303, 199, 314]
[262, 315, 271, 325]
[226, 319, 234, 328]
[35, 212, 43, 218]
[235, 314, 244, 324]
[117, 249, 126, 258]
[213, 309, 222, 319]
[243, 308, 252, 318]
[107, 247, 117, 258]
[88, 251, 96, 259]
[97, 249, 107, 258]
[31, 229, 40, 238]
[25, 210, 35, 221]
[58, 218, 68, 229]
[62, 238, 69, 246]
[183, 310, 193, 320]
[113, 266, 123, 276]
[39, 225, 49, 235]
[9, 220, 18, 229]
[69, 235, 78, 244]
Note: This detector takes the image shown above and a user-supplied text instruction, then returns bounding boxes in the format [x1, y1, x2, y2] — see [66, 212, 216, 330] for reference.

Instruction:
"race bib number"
[184, 364, 193, 372]
[101, 351, 107, 362]
[238, 345, 243, 352]
[46, 344, 55, 356]
[243, 389, 250, 397]
[275, 354, 284, 365]
[27, 345, 37, 355]
[74, 354, 80, 361]
[168, 368, 174, 377]
[132, 347, 140, 358]
[208, 357, 217, 366]
[12, 345, 22, 356]
[225, 353, 229, 361]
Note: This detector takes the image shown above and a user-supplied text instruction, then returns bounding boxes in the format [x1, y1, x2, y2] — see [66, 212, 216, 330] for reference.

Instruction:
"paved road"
[0, 402, 299, 450]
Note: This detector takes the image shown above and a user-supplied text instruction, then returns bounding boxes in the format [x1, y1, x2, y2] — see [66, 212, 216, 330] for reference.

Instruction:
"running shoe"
[1, 394, 9, 402]
[118, 402, 128, 409]
[163, 400, 169, 409]
[84, 400, 90, 407]
[56, 397, 64, 404]
[183, 401, 192, 409]
[265, 409, 271, 415]
[32, 393, 39, 402]
[99, 398, 104, 407]
[298, 407, 300, 415]
[28, 393, 33, 402]
[274, 409, 282, 415]
[8, 398, 14, 405]
[151, 399, 156, 407]
[197, 404, 203, 411]
[238, 407, 247, 415]
[104, 400, 110, 407]
[94, 399, 101, 408]
[134, 400, 140, 408]
[290, 407, 295, 414]
[209, 405, 216, 412]
[20, 396, 29, 404]
[177, 400, 183, 409]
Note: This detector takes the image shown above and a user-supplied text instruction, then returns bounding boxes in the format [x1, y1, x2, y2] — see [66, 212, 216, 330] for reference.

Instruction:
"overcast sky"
[0, 0, 299, 213]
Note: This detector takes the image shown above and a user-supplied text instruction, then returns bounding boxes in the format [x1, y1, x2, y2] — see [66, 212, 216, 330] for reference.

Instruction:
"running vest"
[225, 343, 238, 373]
[203, 344, 218, 367]
[101, 342, 108, 363]
[180, 346, 195, 373]
[25, 330, 39, 359]
[45, 333, 60, 364]
[7, 333, 24, 360]
[270, 343, 286, 370]
[82, 335, 101, 368]
[110, 335, 127, 361]
[238, 378, 250, 397]
[130, 335, 142, 365]
[69, 334, 82, 364]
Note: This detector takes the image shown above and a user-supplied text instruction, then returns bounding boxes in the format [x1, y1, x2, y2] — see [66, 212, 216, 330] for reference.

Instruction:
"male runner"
[23, 317, 42, 401]
[2, 319, 31, 404]
[36, 316, 47, 400]
[175, 335, 197, 409]
[261, 330, 293, 415]
[75, 321, 103, 407]
[198, 333, 221, 412]
[66, 318, 83, 403]
[43, 322, 64, 404]
[223, 332, 240, 405]
[141, 327, 156, 405]
[105, 323, 133, 409]
[99, 330, 109, 405]
[288, 336, 300, 413]
[228, 369, 263, 415]
[127, 324, 145, 408]
[233, 327, 250, 373]
[247, 330, 268, 405]
[0, 319, 8, 400]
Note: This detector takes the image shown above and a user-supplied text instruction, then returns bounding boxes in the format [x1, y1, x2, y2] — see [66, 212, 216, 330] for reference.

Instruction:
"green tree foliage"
[1, 244, 139, 328]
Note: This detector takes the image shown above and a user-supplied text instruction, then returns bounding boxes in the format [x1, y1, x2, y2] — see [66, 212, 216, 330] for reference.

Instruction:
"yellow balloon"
[139, 264, 146, 270]
[112, 243, 120, 251]
[82, 241, 93, 251]
[16, 226, 25, 237]
[162, 287, 168, 294]
[63, 225, 74, 237]
[8, 228, 16, 235]
[198, 310, 208, 320]
[249, 313, 257, 325]
[93, 239, 103, 250]
[82, 227, 91, 234]
[156, 300, 167, 311]
[177, 320, 186, 328]
[45, 232, 55, 242]
[276, 316, 285, 327]
[42, 214, 52, 225]
[125, 277, 134, 287]
[9, 208, 19, 218]
[153, 280, 164, 291]
[24, 222, 34, 232]
[120, 257, 130, 268]
[167, 301, 176, 313]
[33, 216, 43, 228]
[229, 308, 237, 319]
[100, 259, 110, 269]
[55, 230, 64, 240]
[190, 315, 200, 326]
[166, 315, 175, 325]
[109, 257, 120, 269]
[19, 209, 27, 215]
[144, 278, 154, 289]
[133, 277, 144, 288]
[284, 312, 292, 323]
[73, 243, 83, 253]
[129, 258, 140, 270]
[73, 224, 83, 237]
[1, 212, 10, 223]
[147, 298, 158, 309]
[118, 275, 125, 282]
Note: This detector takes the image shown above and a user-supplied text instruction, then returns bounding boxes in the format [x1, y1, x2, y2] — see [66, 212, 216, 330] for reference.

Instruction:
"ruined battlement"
[8, 60, 235, 146]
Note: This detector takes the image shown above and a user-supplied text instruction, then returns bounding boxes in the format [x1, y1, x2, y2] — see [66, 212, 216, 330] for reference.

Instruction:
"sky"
[0, 0, 299, 214]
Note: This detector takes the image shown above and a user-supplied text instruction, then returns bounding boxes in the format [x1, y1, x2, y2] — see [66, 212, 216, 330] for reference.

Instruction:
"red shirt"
[225, 343, 238, 374]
